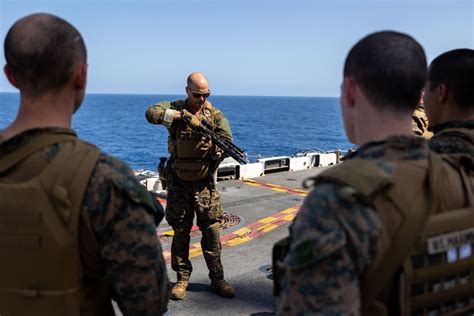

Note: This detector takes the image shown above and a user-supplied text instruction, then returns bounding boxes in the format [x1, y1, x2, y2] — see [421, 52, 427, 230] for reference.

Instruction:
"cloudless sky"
[0, 0, 473, 96]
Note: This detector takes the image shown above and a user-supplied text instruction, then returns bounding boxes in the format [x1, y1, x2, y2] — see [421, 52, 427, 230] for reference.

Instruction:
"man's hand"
[197, 136, 213, 151]
[181, 109, 201, 129]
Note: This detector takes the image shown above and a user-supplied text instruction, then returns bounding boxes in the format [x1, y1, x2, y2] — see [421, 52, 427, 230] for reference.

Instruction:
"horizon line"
[0, 91, 339, 99]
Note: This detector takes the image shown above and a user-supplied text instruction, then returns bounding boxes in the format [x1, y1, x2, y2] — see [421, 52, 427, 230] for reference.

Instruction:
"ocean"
[0, 93, 353, 170]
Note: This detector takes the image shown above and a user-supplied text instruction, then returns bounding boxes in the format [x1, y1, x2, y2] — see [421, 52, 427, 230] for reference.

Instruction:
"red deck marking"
[246, 222, 263, 229]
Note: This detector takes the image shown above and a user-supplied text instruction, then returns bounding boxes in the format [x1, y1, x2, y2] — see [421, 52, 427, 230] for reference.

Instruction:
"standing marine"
[145, 72, 235, 300]
[276, 31, 473, 315]
[0, 13, 169, 315]
[424, 48, 474, 156]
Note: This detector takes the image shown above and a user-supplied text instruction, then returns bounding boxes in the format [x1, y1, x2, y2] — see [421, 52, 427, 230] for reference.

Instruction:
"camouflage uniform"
[0, 128, 169, 315]
[428, 120, 474, 155]
[277, 136, 429, 315]
[145, 99, 232, 282]
[412, 104, 433, 139]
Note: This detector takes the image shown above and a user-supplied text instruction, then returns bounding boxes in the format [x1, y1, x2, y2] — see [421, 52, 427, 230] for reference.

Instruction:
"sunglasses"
[189, 88, 211, 99]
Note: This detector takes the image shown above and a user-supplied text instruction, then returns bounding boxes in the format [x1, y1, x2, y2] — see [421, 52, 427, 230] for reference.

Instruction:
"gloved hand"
[197, 136, 213, 151]
[181, 109, 201, 129]
[213, 147, 224, 161]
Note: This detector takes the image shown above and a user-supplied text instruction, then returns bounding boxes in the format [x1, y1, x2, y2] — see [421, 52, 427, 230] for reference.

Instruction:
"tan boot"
[170, 280, 189, 300]
[211, 279, 235, 298]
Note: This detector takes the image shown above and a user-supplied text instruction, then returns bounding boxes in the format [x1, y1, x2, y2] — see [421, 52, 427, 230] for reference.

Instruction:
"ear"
[4, 64, 19, 89]
[436, 83, 449, 104]
[341, 77, 356, 108]
[419, 89, 425, 105]
[74, 63, 88, 90]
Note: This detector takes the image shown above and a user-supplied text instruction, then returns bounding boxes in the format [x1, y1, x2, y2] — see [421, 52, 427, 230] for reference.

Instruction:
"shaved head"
[187, 72, 208, 90]
[4, 13, 87, 96]
[344, 31, 426, 113]
[427, 49, 474, 110]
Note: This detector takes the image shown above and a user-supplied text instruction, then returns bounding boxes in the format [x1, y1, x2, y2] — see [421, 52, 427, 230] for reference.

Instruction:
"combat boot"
[170, 280, 189, 300]
[211, 279, 235, 298]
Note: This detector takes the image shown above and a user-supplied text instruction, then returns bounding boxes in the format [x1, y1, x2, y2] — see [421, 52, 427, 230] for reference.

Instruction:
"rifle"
[182, 115, 248, 164]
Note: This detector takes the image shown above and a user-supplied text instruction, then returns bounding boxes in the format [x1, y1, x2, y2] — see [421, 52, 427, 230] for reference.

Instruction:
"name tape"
[427, 227, 474, 255]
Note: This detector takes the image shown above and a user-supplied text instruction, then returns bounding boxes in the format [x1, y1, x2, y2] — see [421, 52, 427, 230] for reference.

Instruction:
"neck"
[440, 105, 474, 124]
[354, 105, 414, 145]
[0, 90, 75, 140]
[186, 100, 204, 115]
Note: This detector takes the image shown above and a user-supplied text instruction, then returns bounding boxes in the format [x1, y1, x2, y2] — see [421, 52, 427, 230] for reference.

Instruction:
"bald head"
[187, 72, 208, 90]
[4, 13, 87, 96]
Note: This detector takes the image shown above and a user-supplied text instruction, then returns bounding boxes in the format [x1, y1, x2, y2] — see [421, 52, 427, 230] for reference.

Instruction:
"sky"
[0, 0, 473, 97]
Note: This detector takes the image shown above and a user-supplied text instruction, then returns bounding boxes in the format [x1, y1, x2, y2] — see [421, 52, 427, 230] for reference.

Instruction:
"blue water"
[0, 93, 353, 170]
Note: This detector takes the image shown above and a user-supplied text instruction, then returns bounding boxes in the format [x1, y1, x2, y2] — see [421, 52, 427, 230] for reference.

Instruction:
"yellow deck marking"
[162, 205, 302, 262]
[241, 178, 308, 196]
[232, 226, 251, 236]
[258, 216, 277, 224]
[241, 179, 257, 183]
[226, 236, 253, 246]
[259, 223, 279, 232]
[244, 182, 261, 187]
[293, 189, 309, 194]
[189, 248, 203, 257]
[265, 183, 280, 188]
[282, 214, 297, 221]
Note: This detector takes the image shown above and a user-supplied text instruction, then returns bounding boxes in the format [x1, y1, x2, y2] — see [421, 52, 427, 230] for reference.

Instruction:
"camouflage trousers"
[165, 172, 224, 281]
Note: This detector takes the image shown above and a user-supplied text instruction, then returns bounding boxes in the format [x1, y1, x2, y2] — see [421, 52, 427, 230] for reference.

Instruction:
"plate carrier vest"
[0, 131, 101, 316]
[168, 101, 220, 181]
[313, 152, 474, 315]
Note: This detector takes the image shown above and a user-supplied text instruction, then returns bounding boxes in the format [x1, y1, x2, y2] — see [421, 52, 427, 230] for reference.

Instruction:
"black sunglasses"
[189, 88, 211, 99]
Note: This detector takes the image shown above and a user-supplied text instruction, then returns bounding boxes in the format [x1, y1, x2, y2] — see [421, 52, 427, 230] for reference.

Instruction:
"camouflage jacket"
[411, 104, 433, 139]
[429, 120, 474, 155]
[145, 99, 232, 155]
[277, 135, 428, 316]
[0, 128, 169, 315]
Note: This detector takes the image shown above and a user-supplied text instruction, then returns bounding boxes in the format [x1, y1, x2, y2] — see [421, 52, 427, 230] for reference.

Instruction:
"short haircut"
[428, 49, 474, 110]
[344, 31, 427, 113]
[4, 13, 87, 96]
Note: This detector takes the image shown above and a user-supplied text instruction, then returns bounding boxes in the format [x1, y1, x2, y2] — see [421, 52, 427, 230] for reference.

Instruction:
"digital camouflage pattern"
[429, 120, 474, 155]
[277, 135, 429, 316]
[165, 172, 224, 280]
[146, 99, 232, 282]
[412, 104, 433, 139]
[0, 128, 169, 316]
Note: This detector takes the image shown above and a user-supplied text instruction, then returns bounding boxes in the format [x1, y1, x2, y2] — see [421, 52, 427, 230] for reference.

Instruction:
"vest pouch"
[174, 159, 211, 181]
[176, 138, 209, 159]
[0, 286, 80, 316]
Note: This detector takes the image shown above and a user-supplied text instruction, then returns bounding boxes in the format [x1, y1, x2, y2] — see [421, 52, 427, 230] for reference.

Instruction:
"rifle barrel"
[198, 121, 247, 163]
